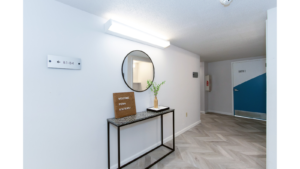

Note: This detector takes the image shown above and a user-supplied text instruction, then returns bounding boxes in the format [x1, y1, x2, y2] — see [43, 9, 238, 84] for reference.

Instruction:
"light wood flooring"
[124, 113, 266, 169]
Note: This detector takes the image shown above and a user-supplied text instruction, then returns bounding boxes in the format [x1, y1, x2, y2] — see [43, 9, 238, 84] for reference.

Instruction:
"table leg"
[118, 126, 120, 169]
[161, 114, 163, 145]
[107, 121, 110, 169]
[173, 111, 175, 150]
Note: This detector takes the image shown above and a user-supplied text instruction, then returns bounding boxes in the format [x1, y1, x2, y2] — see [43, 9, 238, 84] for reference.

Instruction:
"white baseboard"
[109, 120, 201, 169]
[200, 111, 206, 114]
[207, 110, 233, 116]
[163, 120, 201, 143]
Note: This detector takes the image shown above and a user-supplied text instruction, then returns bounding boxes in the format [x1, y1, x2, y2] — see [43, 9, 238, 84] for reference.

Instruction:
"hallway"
[125, 113, 266, 169]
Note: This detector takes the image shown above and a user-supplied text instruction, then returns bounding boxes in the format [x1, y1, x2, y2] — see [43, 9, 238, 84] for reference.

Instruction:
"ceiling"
[57, 0, 277, 62]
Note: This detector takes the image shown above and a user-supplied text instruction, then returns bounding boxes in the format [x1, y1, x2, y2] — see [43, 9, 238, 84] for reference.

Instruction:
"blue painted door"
[232, 59, 266, 120]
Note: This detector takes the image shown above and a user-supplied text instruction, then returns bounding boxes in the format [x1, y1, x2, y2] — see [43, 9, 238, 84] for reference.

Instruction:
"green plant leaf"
[146, 80, 166, 96]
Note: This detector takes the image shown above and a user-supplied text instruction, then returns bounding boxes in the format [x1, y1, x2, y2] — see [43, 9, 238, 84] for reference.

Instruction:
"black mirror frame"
[121, 50, 155, 92]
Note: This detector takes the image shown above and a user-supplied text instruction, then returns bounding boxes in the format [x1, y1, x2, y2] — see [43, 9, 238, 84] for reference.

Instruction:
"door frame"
[231, 58, 266, 116]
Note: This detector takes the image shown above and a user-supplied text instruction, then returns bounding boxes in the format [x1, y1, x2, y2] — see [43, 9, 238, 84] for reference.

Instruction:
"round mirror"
[122, 50, 155, 92]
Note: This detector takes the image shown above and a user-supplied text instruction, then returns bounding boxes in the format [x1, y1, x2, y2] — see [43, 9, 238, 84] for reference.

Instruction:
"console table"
[107, 109, 175, 169]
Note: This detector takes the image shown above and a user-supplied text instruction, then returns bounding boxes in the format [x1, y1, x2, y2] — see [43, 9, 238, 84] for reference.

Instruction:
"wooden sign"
[113, 92, 136, 118]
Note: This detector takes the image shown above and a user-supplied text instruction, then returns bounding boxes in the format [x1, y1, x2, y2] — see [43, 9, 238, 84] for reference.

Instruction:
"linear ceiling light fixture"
[104, 19, 170, 48]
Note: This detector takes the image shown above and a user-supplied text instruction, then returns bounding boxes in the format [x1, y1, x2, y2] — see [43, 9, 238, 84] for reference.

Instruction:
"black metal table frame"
[107, 110, 175, 169]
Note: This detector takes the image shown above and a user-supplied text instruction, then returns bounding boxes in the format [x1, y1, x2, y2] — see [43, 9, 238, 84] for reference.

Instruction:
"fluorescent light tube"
[104, 19, 170, 48]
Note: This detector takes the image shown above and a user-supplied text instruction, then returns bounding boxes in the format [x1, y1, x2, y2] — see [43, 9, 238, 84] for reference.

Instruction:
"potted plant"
[147, 80, 166, 108]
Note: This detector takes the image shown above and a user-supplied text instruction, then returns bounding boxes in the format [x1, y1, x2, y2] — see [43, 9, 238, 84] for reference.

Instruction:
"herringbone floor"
[124, 113, 266, 169]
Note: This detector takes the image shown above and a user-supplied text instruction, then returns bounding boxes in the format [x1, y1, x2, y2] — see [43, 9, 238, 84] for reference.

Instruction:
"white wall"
[200, 62, 205, 113]
[206, 56, 265, 115]
[133, 62, 139, 82]
[24, 0, 201, 169]
[200, 62, 208, 113]
[204, 62, 209, 112]
[123, 57, 128, 82]
[137, 61, 153, 90]
[266, 7, 277, 169]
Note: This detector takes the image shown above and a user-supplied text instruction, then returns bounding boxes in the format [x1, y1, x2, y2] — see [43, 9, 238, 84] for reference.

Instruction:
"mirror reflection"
[122, 50, 154, 92]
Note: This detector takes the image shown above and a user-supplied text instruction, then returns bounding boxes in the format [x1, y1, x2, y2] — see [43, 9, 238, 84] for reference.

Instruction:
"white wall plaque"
[47, 55, 81, 70]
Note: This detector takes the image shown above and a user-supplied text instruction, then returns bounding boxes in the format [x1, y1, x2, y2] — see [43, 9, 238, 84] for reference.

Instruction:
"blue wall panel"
[234, 73, 266, 113]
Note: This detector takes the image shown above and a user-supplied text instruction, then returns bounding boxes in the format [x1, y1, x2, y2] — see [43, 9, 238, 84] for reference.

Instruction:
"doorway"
[232, 59, 266, 120]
